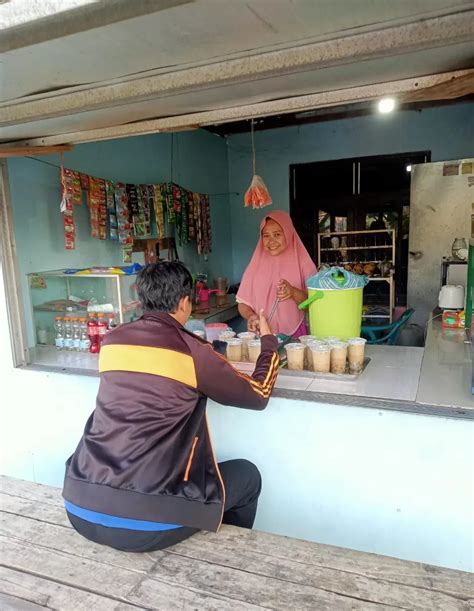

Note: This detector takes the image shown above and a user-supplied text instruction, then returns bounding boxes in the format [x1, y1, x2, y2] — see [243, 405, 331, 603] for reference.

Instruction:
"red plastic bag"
[244, 174, 272, 209]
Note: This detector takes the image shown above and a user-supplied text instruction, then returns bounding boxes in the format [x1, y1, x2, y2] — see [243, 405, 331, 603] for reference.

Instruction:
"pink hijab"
[237, 210, 317, 336]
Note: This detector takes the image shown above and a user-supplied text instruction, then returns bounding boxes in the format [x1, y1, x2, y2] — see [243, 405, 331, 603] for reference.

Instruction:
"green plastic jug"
[299, 287, 363, 340]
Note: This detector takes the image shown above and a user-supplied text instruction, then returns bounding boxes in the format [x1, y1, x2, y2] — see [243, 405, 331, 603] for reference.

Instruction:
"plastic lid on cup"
[325, 336, 340, 343]
[285, 342, 305, 351]
[348, 337, 367, 345]
[299, 335, 317, 345]
[219, 330, 236, 338]
[226, 338, 242, 346]
[309, 343, 331, 352]
[238, 332, 256, 340]
[330, 341, 348, 349]
[248, 339, 261, 347]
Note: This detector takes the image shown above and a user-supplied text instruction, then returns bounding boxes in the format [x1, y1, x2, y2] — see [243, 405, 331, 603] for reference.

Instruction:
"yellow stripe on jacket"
[99, 344, 197, 388]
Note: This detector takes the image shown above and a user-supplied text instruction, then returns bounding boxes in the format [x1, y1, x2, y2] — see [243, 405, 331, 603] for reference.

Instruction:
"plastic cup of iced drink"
[330, 341, 348, 374]
[309, 343, 331, 373]
[247, 339, 262, 363]
[238, 331, 256, 360]
[285, 343, 305, 371]
[226, 338, 243, 362]
[347, 337, 367, 373]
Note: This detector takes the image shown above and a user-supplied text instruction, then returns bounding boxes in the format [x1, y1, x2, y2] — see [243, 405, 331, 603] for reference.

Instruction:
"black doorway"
[289, 151, 430, 306]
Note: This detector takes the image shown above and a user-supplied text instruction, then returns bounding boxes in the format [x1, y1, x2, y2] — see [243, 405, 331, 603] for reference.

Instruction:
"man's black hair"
[136, 261, 193, 312]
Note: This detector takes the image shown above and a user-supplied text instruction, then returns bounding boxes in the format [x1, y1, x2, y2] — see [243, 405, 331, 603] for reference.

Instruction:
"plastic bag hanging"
[244, 120, 272, 209]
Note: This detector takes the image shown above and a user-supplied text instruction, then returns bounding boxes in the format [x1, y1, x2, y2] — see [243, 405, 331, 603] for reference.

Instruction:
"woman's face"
[262, 219, 287, 256]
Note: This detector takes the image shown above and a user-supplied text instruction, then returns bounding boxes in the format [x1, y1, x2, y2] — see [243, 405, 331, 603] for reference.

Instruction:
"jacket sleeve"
[193, 335, 280, 410]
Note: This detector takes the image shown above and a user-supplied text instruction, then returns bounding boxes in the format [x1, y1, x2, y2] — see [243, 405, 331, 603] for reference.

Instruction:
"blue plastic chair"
[361, 309, 414, 345]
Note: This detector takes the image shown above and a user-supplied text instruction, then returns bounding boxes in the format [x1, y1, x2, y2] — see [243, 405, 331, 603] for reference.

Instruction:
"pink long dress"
[237, 210, 317, 337]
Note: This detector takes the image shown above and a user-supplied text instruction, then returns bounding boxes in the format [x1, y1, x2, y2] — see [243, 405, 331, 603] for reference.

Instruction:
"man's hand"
[247, 314, 260, 334]
[277, 279, 294, 302]
[258, 309, 273, 337]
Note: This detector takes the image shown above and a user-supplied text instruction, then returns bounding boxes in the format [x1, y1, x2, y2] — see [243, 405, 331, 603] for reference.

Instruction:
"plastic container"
[347, 338, 367, 373]
[205, 323, 230, 343]
[194, 329, 206, 339]
[63, 317, 73, 350]
[285, 343, 305, 370]
[87, 312, 99, 354]
[330, 341, 348, 374]
[309, 343, 331, 373]
[226, 338, 243, 362]
[54, 316, 64, 350]
[238, 331, 256, 360]
[96, 313, 108, 351]
[247, 339, 262, 363]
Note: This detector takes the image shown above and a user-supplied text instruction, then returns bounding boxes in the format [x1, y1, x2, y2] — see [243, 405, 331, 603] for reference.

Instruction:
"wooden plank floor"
[0, 476, 472, 610]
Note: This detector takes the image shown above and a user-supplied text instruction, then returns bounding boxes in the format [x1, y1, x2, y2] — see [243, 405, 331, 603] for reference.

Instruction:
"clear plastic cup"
[347, 337, 367, 373]
[309, 343, 331, 373]
[325, 336, 341, 344]
[298, 335, 317, 370]
[247, 339, 262, 363]
[238, 331, 257, 361]
[330, 341, 348, 374]
[285, 343, 305, 371]
[219, 330, 236, 342]
[226, 338, 243, 362]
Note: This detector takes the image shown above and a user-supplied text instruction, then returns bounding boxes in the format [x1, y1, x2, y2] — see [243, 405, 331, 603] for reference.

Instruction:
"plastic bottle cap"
[88, 312, 95, 318]
[63, 316, 70, 321]
[55, 316, 62, 320]
[97, 313, 105, 318]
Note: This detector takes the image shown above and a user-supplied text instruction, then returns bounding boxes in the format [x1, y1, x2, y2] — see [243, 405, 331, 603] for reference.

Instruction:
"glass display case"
[27, 269, 141, 348]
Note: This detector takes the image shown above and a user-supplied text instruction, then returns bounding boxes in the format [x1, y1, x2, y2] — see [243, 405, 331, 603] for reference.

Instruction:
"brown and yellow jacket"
[63, 311, 279, 532]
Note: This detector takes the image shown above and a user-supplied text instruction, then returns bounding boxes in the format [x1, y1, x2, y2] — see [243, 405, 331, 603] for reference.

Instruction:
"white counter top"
[26, 320, 474, 420]
[416, 319, 473, 413]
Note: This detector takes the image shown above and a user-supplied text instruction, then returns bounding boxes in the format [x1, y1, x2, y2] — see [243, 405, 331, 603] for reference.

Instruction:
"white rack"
[317, 230, 396, 323]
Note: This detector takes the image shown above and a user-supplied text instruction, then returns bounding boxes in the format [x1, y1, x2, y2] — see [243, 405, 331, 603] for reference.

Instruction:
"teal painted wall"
[227, 102, 474, 281]
[8, 130, 232, 345]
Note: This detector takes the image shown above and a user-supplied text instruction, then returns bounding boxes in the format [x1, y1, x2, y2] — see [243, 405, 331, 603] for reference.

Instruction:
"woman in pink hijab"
[237, 210, 317, 337]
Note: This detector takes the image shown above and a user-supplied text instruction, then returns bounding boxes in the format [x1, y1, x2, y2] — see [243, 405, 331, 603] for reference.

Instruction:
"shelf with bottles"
[28, 269, 141, 350]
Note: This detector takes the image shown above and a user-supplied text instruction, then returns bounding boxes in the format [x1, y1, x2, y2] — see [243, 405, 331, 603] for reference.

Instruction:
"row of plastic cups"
[219, 331, 262, 362]
[285, 337, 367, 374]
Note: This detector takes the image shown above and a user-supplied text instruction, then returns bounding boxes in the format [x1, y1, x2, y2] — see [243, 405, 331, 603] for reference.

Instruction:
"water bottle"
[63, 317, 73, 350]
[54, 316, 64, 350]
[72, 317, 81, 351]
[79, 317, 90, 352]
[107, 312, 117, 331]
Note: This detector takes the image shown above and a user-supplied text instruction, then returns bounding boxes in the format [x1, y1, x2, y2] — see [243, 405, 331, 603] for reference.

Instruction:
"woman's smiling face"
[262, 219, 287, 256]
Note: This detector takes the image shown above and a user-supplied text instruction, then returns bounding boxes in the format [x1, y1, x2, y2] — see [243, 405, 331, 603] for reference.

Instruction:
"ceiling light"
[406, 165, 412, 172]
[377, 98, 396, 114]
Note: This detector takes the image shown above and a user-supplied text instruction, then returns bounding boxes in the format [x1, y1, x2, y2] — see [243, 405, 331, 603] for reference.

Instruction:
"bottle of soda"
[87, 312, 99, 354]
[96, 312, 108, 352]
[107, 312, 117, 331]
[72, 317, 81, 351]
[63, 317, 73, 350]
[79, 317, 90, 352]
[54, 316, 64, 350]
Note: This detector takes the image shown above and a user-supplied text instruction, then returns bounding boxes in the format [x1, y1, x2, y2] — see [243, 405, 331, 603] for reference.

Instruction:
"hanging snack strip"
[60, 167, 82, 250]
[114, 182, 134, 262]
[137, 185, 152, 238]
[87, 176, 107, 239]
[153, 185, 165, 238]
[106, 181, 118, 240]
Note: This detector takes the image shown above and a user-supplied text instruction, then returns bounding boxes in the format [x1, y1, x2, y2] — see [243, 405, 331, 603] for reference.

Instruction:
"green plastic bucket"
[299, 287, 363, 340]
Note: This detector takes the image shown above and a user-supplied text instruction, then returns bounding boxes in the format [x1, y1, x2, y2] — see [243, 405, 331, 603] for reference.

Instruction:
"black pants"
[67, 459, 261, 553]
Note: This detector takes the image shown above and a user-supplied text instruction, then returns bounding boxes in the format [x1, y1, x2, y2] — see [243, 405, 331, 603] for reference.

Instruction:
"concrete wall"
[227, 102, 474, 281]
[408, 160, 472, 325]
[7, 130, 232, 345]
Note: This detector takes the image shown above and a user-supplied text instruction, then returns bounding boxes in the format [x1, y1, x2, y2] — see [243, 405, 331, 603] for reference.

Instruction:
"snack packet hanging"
[244, 174, 272, 209]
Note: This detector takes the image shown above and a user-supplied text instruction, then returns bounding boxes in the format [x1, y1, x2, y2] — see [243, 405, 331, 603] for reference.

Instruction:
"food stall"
[1, 109, 473, 572]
